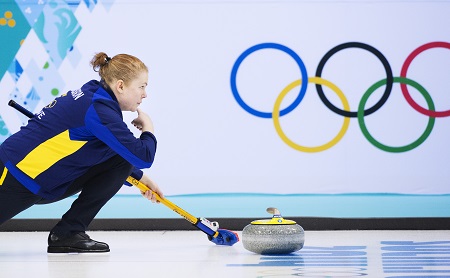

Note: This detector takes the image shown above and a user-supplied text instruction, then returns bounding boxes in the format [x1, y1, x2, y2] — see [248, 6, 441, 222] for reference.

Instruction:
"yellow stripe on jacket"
[16, 130, 87, 179]
[0, 167, 7, 186]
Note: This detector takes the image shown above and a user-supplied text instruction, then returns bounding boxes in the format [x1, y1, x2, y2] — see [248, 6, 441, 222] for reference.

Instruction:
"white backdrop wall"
[1, 0, 449, 200]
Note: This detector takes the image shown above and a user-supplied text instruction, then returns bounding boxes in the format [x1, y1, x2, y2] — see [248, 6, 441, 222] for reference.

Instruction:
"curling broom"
[8, 99, 239, 246]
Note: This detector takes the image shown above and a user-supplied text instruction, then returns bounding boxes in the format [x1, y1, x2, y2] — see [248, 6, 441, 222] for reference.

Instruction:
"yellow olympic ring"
[272, 77, 350, 153]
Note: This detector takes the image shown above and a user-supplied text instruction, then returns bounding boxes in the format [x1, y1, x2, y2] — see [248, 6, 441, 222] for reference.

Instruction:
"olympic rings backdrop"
[230, 42, 448, 153]
[1, 0, 449, 219]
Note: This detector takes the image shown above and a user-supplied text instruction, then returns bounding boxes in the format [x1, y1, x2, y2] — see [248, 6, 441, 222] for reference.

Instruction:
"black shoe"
[47, 232, 110, 253]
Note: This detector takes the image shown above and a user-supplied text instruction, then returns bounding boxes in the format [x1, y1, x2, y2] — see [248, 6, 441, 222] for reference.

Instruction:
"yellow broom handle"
[125, 176, 198, 225]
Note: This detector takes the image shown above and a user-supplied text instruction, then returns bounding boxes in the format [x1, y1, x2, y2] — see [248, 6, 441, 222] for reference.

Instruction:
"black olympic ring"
[315, 42, 393, 117]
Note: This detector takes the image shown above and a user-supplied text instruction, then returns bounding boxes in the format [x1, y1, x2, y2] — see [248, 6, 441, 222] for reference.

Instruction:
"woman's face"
[116, 71, 148, 112]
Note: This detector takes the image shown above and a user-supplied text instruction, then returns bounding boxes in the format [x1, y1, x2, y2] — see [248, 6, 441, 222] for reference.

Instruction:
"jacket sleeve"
[84, 99, 157, 169]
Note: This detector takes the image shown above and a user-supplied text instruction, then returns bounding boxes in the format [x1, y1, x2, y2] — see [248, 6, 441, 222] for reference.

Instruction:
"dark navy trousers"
[0, 155, 133, 236]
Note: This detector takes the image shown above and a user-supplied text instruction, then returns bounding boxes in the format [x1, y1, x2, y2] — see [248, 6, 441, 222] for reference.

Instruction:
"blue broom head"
[209, 229, 240, 246]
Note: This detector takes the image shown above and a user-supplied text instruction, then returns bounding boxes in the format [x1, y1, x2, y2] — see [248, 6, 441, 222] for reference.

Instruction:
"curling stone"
[242, 207, 305, 255]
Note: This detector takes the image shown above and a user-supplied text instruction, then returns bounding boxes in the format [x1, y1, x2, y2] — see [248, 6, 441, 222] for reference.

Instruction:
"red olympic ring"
[400, 41, 450, 117]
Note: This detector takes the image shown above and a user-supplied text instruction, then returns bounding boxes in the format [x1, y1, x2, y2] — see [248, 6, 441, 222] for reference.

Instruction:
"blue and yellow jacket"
[0, 80, 157, 199]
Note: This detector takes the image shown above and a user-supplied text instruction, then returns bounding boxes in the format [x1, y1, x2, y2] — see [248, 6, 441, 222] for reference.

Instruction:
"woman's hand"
[139, 174, 164, 203]
[131, 108, 154, 133]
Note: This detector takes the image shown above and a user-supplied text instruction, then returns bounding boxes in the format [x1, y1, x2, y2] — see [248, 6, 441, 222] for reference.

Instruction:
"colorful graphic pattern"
[0, 0, 114, 143]
[230, 241, 450, 277]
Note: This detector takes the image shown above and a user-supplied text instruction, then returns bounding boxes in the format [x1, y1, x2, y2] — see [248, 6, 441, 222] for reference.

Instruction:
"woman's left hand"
[139, 174, 164, 204]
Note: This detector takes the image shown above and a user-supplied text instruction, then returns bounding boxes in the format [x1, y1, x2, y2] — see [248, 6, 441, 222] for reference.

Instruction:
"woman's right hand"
[132, 108, 154, 133]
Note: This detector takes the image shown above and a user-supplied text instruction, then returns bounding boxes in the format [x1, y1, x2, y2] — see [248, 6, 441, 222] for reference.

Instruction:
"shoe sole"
[48, 246, 110, 253]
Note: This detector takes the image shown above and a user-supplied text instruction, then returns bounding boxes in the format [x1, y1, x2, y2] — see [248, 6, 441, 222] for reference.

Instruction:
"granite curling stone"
[242, 207, 305, 255]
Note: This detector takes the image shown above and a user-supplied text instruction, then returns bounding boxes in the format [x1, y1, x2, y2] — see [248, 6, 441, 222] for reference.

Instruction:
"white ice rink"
[1, 230, 449, 278]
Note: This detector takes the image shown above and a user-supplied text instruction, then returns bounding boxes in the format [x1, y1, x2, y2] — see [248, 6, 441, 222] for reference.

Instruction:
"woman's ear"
[116, 80, 125, 94]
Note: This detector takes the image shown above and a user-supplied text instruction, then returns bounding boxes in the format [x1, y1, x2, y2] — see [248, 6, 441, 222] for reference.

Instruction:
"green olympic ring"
[358, 77, 435, 153]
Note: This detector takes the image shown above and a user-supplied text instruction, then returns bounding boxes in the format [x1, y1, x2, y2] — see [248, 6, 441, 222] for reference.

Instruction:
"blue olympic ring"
[230, 43, 308, 118]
